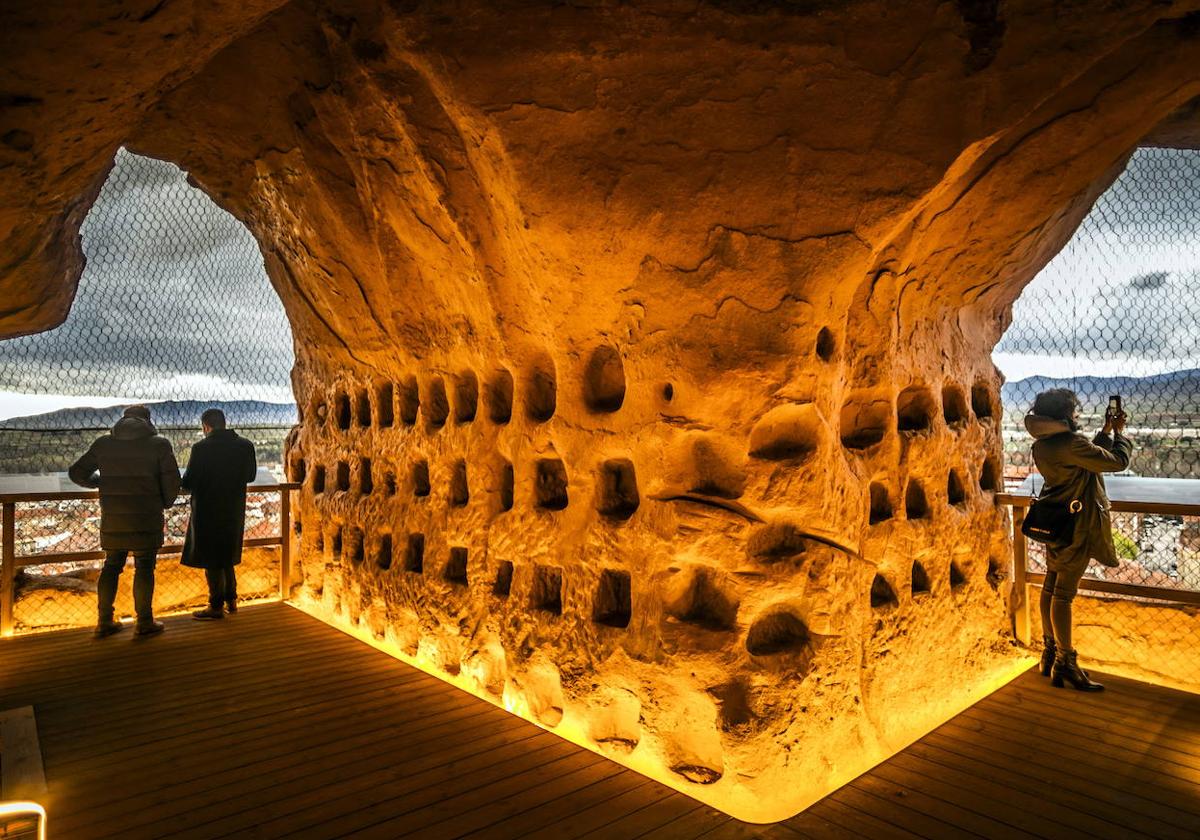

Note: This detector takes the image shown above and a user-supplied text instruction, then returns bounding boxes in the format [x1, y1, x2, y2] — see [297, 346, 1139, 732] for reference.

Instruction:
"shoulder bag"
[1020, 479, 1081, 548]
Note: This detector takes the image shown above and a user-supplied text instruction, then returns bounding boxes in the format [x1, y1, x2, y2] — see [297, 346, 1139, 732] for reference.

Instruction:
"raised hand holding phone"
[1104, 394, 1127, 435]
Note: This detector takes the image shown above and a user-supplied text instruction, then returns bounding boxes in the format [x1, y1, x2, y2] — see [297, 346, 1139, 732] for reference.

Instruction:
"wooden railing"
[997, 491, 1200, 644]
[0, 482, 300, 636]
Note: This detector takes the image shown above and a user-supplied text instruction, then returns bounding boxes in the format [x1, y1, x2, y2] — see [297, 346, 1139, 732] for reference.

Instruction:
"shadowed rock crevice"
[493, 560, 514, 597]
[404, 534, 424, 573]
[897, 385, 935, 433]
[454, 370, 478, 423]
[869, 482, 893, 525]
[594, 569, 632, 628]
[445, 547, 469, 585]
[582, 345, 626, 412]
[531, 564, 563, 614]
[486, 368, 514, 424]
[425, 377, 449, 430]
[535, 458, 568, 510]
[664, 566, 740, 632]
[596, 458, 639, 519]
[870, 574, 898, 609]
[525, 353, 557, 423]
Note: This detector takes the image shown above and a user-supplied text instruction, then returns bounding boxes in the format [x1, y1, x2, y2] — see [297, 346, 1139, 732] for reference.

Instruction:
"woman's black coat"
[181, 430, 257, 569]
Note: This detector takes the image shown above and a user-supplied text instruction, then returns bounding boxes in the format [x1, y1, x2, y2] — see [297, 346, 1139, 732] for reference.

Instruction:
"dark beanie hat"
[123, 404, 152, 422]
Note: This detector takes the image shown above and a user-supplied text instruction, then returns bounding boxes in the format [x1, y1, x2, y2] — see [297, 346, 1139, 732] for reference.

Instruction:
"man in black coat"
[181, 408, 257, 620]
[69, 404, 181, 638]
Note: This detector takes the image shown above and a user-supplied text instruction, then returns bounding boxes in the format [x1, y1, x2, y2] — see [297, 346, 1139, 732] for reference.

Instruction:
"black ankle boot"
[1039, 635, 1056, 676]
[1051, 649, 1104, 692]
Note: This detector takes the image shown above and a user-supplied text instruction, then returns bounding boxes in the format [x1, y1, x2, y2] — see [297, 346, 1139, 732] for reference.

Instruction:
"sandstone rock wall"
[4, 0, 1200, 821]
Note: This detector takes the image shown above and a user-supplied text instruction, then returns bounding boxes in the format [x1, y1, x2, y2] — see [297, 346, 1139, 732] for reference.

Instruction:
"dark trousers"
[1040, 565, 1087, 651]
[98, 549, 157, 623]
[205, 566, 237, 609]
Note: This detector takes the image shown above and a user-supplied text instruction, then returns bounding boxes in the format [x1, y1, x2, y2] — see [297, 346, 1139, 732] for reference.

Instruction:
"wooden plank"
[911, 732, 1198, 838]
[521, 781, 673, 840]
[573, 794, 704, 840]
[873, 747, 1139, 839]
[973, 684, 1200, 753]
[996, 491, 1200, 517]
[999, 670, 1200, 724]
[958, 698, 1200, 774]
[942, 713, 1200, 819]
[0, 482, 300, 504]
[21, 628, 400, 707]
[696, 821, 813, 840]
[279, 485, 291, 599]
[460, 770, 658, 840]
[8, 597, 1200, 840]
[16, 536, 282, 568]
[796, 797, 925, 840]
[1012, 506, 1029, 643]
[626, 804, 735, 840]
[49, 673, 450, 784]
[1025, 572, 1200, 605]
[56, 703, 534, 838]
[315, 746, 612, 840]
[397, 754, 629, 839]
[1, 502, 13, 635]
[847, 770, 1024, 840]
[0, 706, 47, 801]
[827, 783, 979, 840]
[172, 736, 577, 840]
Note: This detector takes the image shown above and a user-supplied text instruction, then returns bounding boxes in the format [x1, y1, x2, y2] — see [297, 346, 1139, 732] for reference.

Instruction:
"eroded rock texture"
[5, 0, 1200, 820]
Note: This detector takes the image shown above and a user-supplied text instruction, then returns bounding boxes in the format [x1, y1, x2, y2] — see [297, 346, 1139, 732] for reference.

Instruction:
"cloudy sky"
[0, 147, 1196, 422]
[993, 147, 1200, 381]
[0, 149, 295, 421]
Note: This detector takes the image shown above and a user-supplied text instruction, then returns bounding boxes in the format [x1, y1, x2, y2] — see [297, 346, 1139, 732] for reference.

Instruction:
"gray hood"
[1024, 413, 1071, 440]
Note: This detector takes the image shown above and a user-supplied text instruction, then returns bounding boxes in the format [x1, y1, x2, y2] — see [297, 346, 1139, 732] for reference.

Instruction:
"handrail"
[997, 492, 1200, 517]
[0, 481, 300, 504]
[0, 482, 300, 636]
[997, 490, 1200, 643]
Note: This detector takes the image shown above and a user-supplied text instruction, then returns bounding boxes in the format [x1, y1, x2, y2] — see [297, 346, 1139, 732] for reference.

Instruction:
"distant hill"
[1002, 368, 1200, 415]
[0, 399, 298, 430]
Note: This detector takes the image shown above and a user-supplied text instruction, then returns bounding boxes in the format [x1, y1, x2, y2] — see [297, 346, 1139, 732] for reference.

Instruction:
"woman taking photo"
[1024, 389, 1132, 691]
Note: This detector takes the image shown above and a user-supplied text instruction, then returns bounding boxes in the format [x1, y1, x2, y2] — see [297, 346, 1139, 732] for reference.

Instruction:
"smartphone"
[1107, 394, 1122, 419]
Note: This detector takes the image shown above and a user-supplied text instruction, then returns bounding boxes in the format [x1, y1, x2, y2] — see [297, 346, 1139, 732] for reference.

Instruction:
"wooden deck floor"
[2, 603, 1199, 839]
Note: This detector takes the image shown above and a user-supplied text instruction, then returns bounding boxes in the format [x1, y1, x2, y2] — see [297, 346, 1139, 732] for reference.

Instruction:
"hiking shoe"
[192, 606, 225, 621]
[134, 620, 165, 637]
[94, 620, 125, 639]
[225, 600, 238, 614]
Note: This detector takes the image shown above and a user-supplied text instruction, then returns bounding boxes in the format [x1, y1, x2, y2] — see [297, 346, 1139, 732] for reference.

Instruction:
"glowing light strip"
[0, 801, 47, 840]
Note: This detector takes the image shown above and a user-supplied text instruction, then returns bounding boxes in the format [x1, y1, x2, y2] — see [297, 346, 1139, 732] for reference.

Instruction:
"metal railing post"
[1011, 506, 1030, 645]
[2, 502, 16, 636]
[279, 485, 291, 601]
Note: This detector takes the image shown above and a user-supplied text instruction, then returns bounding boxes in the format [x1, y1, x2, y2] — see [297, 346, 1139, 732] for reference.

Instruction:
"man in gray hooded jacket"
[69, 404, 181, 637]
[1025, 388, 1132, 691]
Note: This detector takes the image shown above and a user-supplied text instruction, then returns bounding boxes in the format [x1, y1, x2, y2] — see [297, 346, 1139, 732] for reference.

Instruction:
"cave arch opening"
[995, 146, 1200, 486]
[0, 148, 297, 479]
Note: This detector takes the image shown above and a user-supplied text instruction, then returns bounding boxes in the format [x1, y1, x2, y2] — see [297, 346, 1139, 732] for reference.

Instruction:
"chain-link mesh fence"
[0, 148, 295, 634]
[11, 490, 284, 633]
[997, 147, 1200, 483]
[997, 147, 1200, 690]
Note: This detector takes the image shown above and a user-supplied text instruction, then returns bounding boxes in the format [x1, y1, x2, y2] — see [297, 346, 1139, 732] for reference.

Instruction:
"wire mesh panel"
[0, 148, 296, 634]
[11, 490, 284, 633]
[999, 147, 1200, 689]
[997, 148, 1200, 483]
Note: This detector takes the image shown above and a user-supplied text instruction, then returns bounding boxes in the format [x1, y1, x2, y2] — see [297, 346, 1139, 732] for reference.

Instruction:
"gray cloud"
[0, 149, 294, 402]
[995, 147, 1200, 372]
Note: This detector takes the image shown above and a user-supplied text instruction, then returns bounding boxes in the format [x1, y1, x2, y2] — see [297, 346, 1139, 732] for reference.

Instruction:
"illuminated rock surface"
[4, 0, 1200, 821]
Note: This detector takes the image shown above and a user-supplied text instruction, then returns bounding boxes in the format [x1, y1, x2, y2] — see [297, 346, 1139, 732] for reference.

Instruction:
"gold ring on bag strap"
[1069, 499, 1083, 513]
